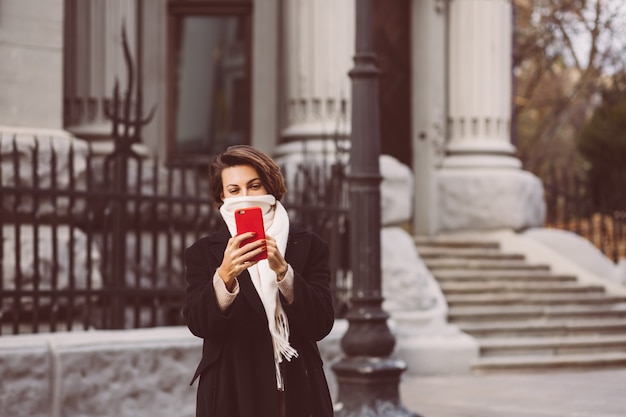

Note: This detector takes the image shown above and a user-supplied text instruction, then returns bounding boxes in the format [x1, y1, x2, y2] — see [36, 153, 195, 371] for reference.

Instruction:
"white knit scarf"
[219, 194, 298, 390]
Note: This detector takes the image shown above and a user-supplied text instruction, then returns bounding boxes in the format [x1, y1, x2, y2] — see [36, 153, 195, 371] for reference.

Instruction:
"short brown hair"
[209, 145, 287, 207]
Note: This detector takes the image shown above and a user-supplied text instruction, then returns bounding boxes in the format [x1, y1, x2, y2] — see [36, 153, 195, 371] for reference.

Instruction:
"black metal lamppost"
[332, 0, 420, 416]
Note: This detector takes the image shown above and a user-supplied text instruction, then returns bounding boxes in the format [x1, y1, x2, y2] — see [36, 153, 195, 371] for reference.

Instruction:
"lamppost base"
[332, 356, 422, 417]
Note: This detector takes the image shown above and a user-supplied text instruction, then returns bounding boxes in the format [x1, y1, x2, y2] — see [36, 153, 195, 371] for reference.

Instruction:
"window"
[168, 1, 252, 163]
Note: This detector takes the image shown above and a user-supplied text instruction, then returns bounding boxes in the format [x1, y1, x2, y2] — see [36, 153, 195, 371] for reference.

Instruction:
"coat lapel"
[284, 226, 311, 275]
[238, 270, 267, 319]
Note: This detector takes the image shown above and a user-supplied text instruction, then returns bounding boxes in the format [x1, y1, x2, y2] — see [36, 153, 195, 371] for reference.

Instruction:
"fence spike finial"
[104, 21, 155, 160]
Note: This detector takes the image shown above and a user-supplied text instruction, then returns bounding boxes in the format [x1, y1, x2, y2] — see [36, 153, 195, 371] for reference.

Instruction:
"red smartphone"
[234, 206, 267, 261]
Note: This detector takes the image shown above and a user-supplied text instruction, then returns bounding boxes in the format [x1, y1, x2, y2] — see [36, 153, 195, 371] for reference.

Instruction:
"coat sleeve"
[283, 232, 335, 342]
[182, 238, 234, 339]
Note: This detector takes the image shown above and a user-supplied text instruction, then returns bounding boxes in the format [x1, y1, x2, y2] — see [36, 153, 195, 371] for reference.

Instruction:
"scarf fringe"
[275, 362, 285, 391]
[272, 309, 299, 361]
[273, 309, 298, 392]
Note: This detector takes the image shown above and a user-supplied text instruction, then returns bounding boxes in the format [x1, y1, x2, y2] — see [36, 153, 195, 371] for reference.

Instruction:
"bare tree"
[513, 0, 626, 177]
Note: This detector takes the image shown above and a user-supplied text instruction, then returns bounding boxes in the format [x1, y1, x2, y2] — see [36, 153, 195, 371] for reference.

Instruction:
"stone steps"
[446, 293, 626, 307]
[473, 352, 626, 374]
[440, 281, 606, 295]
[460, 318, 626, 338]
[414, 236, 499, 249]
[448, 304, 626, 322]
[479, 334, 626, 357]
[417, 246, 525, 261]
[425, 258, 551, 271]
[433, 269, 578, 282]
[416, 236, 626, 373]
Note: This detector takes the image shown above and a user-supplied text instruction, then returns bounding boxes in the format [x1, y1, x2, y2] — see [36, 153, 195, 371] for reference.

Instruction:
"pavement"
[399, 369, 626, 417]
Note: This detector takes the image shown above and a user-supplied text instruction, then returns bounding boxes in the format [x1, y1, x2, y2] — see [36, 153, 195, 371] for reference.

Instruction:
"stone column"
[65, 0, 137, 141]
[274, 0, 354, 172]
[445, 0, 518, 169]
[436, 0, 545, 232]
[0, 0, 64, 129]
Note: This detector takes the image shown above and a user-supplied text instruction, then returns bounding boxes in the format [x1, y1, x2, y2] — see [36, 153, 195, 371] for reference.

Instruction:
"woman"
[183, 145, 335, 417]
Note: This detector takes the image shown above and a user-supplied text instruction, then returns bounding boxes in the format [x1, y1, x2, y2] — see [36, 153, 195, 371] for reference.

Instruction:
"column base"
[442, 139, 520, 169]
[441, 154, 522, 169]
[436, 167, 545, 232]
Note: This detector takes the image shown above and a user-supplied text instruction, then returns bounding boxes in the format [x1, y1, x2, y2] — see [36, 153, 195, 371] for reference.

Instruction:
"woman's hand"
[265, 235, 289, 281]
[217, 232, 266, 290]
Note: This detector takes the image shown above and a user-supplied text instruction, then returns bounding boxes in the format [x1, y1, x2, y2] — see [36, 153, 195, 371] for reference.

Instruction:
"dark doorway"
[372, 0, 412, 168]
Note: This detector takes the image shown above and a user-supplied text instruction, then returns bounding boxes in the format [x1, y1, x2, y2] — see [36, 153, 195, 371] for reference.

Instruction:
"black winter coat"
[183, 225, 335, 417]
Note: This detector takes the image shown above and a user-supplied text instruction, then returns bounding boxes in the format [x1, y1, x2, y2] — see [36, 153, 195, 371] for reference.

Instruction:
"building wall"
[0, 0, 64, 129]
[411, 0, 447, 235]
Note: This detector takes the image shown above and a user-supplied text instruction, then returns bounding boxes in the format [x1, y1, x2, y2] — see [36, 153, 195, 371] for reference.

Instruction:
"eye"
[227, 187, 240, 195]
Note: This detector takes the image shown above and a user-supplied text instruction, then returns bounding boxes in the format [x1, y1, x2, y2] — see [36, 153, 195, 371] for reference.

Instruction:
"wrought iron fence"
[0, 136, 350, 335]
[279, 140, 352, 318]
[542, 169, 626, 263]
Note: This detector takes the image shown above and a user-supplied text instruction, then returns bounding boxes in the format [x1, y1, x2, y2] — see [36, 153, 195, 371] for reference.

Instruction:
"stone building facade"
[0, 0, 545, 235]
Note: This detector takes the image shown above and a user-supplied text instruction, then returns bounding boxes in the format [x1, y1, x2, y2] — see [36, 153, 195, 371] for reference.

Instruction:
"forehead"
[221, 165, 260, 184]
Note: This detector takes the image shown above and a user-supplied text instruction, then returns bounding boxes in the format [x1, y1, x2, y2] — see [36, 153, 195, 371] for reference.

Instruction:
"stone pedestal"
[437, 169, 545, 231]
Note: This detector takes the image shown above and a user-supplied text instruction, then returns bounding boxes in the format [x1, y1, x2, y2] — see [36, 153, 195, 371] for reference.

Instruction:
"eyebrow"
[226, 178, 261, 188]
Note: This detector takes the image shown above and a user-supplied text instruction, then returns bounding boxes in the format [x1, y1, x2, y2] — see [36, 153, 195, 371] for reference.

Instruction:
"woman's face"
[221, 164, 268, 201]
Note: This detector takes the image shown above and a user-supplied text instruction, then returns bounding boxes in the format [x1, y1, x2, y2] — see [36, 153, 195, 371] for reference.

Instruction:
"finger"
[240, 245, 267, 263]
[241, 260, 259, 268]
[263, 237, 280, 252]
[231, 231, 257, 246]
[237, 231, 258, 239]
[237, 241, 266, 258]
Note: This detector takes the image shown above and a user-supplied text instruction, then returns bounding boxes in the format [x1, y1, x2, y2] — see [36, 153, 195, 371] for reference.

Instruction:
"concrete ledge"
[0, 334, 51, 417]
[392, 311, 479, 376]
[396, 326, 479, 376]
[1, 317, 472, 416]
[0, 327, 202, 417]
